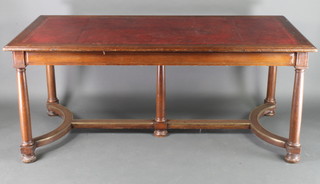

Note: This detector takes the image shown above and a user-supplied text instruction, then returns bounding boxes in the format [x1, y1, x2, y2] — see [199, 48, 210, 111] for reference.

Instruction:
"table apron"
[25, 52, 295, 66]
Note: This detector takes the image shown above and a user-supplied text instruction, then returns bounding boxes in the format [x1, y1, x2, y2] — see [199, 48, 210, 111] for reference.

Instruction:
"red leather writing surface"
[22, 16, 298, 45]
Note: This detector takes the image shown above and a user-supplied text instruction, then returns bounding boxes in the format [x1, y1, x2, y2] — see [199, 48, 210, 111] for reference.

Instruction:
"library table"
[3, 16, 317, 163]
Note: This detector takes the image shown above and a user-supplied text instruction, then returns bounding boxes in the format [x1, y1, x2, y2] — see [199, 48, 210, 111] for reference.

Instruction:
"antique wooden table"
[4, 16, 317, 163]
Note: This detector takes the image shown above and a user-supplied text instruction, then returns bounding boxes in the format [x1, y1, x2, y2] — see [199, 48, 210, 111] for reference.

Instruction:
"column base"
[20, 142, 36, 163]
[263, 100, 276, 116]
[285, 142, 301, 163]
[264, 109, 276, 116]
[47, 110, 58, 116]
[47, 101, 59, 116]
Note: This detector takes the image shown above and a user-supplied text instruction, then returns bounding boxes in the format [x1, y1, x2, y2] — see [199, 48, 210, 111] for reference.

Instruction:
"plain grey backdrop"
[0, 0, 319, 183]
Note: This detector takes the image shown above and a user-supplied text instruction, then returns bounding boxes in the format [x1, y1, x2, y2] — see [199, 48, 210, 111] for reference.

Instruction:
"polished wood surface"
[3, 16, 317, 163]
[264, 66, 277, 116]
[285, 53, 308, 163]
[26, 52, 295, 66]
[16, 68, 36, 163]
[46, 65, 59, 105]
[154, 65, 168, 137]
[250, 103, 287, 148]
[72, 119, 251, 129]
[285, 67, 304, 163]
[34, 103, 72, 147]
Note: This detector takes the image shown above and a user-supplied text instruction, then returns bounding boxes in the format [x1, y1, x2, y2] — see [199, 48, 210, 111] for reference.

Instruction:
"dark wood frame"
[4, 16, 317, 163]
[11, 51, 310, 164]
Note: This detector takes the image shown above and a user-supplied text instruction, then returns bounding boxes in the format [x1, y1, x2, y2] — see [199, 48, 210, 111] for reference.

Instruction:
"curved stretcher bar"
[33, 103, 73, 147]
[250, 103, 288, 148]
[32, 102, 289, 157]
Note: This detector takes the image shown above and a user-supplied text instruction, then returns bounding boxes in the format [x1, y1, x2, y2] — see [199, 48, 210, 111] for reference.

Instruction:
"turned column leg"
[46, 65, 59, 116]
[17, 68, 36, 163]
[154, 65, 168, 137]
[285, 67, 305, 163]
[264, 66, 277, 116]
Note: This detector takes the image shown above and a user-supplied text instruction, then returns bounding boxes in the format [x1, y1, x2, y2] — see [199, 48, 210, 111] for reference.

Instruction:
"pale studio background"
[0, 0, 319, 184]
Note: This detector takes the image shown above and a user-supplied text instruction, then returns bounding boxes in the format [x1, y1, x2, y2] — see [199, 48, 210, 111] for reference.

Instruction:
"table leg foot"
[47, 110, 58, 116]
[284, 142, 301, 163]
[263, 108, 276, 116]
[22, 154, 37, 163]
[154, 130, 168, 137]
[20, 142, 36, 163]
[285, 153, 300, 163]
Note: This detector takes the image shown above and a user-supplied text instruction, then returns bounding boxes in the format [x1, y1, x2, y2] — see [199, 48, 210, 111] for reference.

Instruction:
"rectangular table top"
[3, 15, 317, 53]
